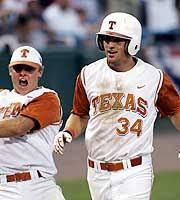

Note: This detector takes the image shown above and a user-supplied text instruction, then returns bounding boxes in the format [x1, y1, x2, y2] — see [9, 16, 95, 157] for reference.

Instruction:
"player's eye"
[12, 65, 36, 73]
[103, 35, 126, 43]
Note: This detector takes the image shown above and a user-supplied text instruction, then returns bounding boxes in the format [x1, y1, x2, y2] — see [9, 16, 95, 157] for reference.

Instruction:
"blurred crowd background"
[0, 0, 179, 92]
[0, 0, 179, 49]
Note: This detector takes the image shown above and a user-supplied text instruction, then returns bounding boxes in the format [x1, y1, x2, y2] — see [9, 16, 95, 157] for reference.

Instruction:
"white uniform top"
[0, 87, 62, 177]
[72, 58, 180, 161]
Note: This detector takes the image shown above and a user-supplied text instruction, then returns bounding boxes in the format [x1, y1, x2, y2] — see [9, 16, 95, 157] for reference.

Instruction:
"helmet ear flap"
[124, 41, 130, 56]
[96, 35, 104, 51]
[128, 39, 140, 56]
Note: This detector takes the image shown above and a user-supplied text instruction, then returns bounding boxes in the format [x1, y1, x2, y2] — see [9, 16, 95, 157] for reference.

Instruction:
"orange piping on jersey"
[154, 70, 163, 109]
[73, 73, 90, 116]
[81, 67, 86, 88]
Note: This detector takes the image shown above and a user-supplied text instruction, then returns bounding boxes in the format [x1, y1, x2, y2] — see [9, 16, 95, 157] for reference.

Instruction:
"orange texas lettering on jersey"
[0, 103, 21, 119]
[92, 92, 148, 118]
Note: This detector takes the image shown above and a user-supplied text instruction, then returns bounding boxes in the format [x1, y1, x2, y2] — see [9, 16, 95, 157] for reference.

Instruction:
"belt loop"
[0, 175, 7, 184]
[30, 170, 41, 179]
[37, 170, 42, 178]
[122, 160, 128, 170]
[94, 161, 101, 172]
[126, 159, 132, 168]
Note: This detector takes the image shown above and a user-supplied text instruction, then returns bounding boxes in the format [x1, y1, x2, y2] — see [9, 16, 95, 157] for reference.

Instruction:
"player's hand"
[53, 131, 72, 154]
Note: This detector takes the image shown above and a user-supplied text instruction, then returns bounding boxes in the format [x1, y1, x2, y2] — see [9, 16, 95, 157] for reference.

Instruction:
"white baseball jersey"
[0, 86, 62, 177]
[72, 57, 180, 161]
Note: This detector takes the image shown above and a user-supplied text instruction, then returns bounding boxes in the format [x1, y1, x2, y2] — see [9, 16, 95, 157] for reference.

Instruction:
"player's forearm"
[64, 113, 89, 138]
[0, 116, 34, 137]
[0, 118, 21, 137]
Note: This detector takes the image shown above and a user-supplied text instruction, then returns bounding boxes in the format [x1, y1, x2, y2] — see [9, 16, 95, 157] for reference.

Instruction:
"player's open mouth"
[19, 79, 28, 86]
[107, 50, 117, 57]
[108, 50, 117, 53]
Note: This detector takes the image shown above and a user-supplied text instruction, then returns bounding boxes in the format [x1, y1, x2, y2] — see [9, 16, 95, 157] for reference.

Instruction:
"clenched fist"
[53, 131, 72, 154]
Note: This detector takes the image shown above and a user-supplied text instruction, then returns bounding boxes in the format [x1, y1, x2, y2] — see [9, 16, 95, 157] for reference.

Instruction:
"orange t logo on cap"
[109, 21, 116, 30]
[20, 49, 30, 58]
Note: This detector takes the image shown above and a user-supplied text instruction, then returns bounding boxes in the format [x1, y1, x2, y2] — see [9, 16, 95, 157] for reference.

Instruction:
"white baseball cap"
[9, 46, 43, 69]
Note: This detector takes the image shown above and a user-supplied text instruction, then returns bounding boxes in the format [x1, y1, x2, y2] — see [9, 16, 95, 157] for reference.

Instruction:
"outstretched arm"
[0, 115, 35, 137]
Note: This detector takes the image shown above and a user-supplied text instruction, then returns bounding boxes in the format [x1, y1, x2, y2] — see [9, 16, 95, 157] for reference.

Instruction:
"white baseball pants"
[0, 176, 65, 200]
[87, 154, 154, 200]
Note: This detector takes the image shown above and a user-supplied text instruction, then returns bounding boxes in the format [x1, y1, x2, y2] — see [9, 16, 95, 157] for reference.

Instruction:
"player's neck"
[107, 57, 137, 72]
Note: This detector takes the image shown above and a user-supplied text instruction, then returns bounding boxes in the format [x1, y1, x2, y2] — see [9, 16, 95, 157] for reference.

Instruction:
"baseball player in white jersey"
[54, 12, 180, 200]
[0, 46, 66, 200]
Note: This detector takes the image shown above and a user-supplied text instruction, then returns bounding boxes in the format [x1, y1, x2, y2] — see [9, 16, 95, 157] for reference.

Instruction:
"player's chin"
[16, 85, 31, 95]
[107, 56, 119, 65]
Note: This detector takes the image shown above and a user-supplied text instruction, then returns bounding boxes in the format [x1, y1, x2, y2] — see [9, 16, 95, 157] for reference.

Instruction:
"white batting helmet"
[9, 46, 43, 69]
[96, 12, 142, 55]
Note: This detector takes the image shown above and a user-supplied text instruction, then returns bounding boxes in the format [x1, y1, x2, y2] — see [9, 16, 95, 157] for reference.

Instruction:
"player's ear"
[38, 66, 44, 78]
[8, 67, 12, 76]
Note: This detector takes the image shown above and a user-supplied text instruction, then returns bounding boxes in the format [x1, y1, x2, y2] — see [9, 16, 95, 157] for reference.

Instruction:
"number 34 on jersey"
[92, 92, 148, 137]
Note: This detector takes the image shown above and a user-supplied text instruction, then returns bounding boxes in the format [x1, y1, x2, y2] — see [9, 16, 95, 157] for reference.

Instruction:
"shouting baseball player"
[54, 12, 180, 200]
[0, 46, 65, 200]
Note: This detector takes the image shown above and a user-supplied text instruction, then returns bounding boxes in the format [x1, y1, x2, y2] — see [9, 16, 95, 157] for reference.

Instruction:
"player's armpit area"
[170, 112, 180, 132]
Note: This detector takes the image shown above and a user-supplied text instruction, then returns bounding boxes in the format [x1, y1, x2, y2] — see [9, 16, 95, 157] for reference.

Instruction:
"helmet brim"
[9, 61, 41, 69]
[96, 31, 132, 40]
